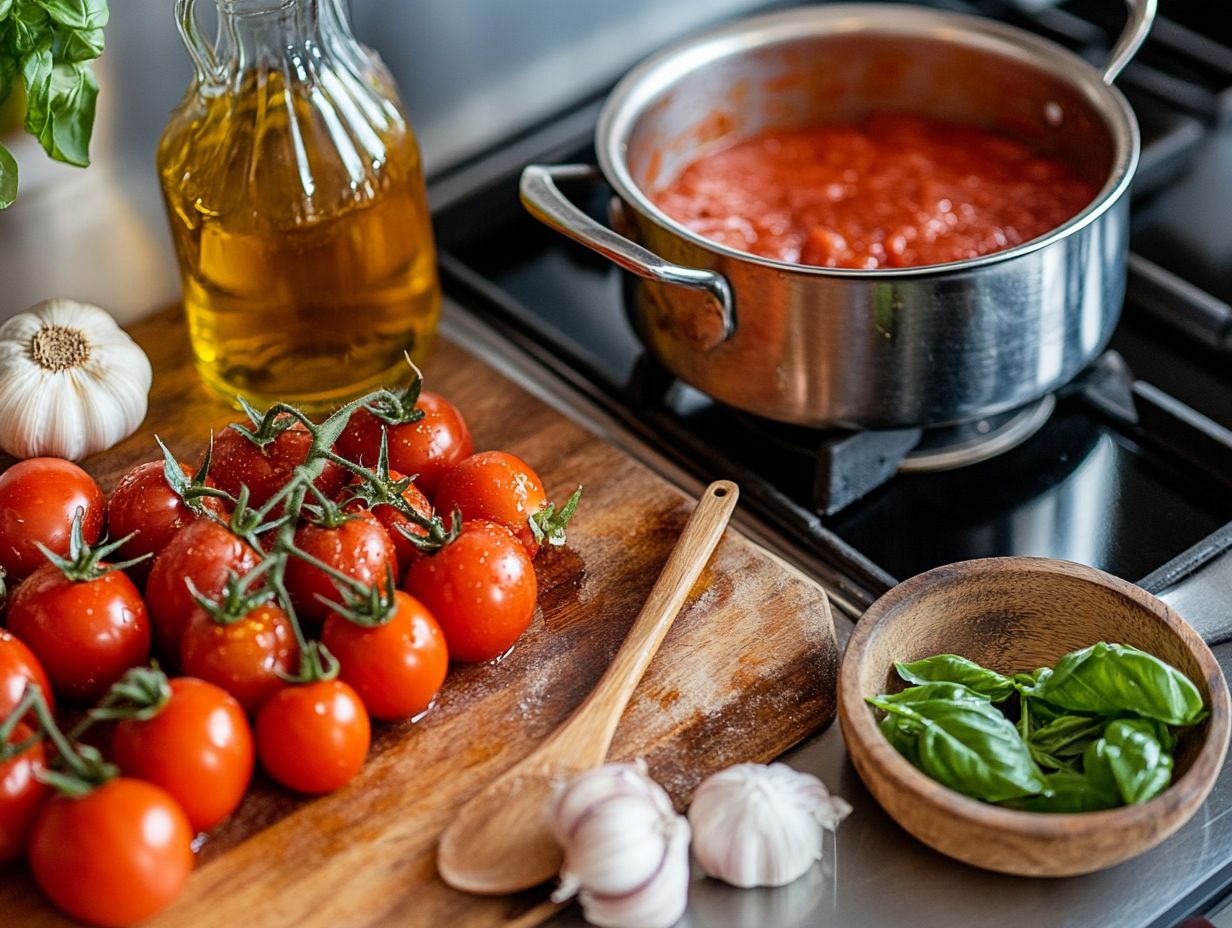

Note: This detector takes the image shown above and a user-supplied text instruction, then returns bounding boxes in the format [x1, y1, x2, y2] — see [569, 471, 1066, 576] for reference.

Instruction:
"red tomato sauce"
[652, 115, 1098, 270]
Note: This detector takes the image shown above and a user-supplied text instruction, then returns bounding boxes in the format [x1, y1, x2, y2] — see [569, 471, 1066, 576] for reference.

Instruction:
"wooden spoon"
[437, 479, 739, 895]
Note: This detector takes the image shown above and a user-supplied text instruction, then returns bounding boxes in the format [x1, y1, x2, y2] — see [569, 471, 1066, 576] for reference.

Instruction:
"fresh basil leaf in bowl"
[1095, 718, 1175, 805]
[895, 654, 1017, 701]
[877, 681, 995, 705]
[867, 695, 1047, 802]
[1030, 642, 1207, 726]
[1005, 769, 1122, 813]
[1028, 714, 1107, 762]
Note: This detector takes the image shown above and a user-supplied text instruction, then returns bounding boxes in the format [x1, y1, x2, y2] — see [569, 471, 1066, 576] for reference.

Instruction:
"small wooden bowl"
[838, 557, 1231, 877]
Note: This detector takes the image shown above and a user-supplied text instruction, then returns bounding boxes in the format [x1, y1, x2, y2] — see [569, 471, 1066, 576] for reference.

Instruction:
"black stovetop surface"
[433, 0, 1232, 613]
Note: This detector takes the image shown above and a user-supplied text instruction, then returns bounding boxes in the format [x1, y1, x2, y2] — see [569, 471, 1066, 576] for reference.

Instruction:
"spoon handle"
[550, 480, 739, 759]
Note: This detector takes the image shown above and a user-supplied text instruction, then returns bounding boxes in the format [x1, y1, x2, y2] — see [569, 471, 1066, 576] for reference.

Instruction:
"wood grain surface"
[0, 308, 839, 927]
[838, 556, 1230, 877]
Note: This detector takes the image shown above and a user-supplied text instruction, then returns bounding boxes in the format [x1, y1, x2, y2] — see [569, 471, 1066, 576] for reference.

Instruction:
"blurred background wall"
[0, 0, 763, 322]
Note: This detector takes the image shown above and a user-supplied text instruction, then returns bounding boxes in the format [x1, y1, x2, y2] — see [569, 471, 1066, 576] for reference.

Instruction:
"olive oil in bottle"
[158, 0, 440, 412]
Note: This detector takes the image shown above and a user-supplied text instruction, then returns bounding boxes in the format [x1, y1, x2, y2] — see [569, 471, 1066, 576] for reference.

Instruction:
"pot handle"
[520, 164, 735, 343]
[1101, 0, 1157, 84]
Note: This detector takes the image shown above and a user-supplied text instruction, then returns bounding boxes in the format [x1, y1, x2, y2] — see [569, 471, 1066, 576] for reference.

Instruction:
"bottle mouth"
[219, 0, 298, 15]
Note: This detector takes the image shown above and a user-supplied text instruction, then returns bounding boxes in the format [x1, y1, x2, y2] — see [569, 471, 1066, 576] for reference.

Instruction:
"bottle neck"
[216, 0, 354, 72]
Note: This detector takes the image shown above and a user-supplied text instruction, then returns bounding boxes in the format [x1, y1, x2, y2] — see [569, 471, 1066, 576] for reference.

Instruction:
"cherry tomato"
[107, 459, 225, 583]
[0, 722, 50, 864]
[7, 564, 149, 704]
[283, 511, 398, 626]
[0, 457, 105, 582]
[322, 591, 448, 720]
[433, 451, 549, 557]
[403, 520, 537, 662]
[336, 391, 472, 497]
[180, 602, 298, 715]
[0, 627, 53, 722]
[29, 777, 193, 926]
[210, 416, 347, 511]
[255, 679, 370, 794]
[342, 469, 433, 574]
[145, 520, 260, 660]
[112, 677, 254, 833]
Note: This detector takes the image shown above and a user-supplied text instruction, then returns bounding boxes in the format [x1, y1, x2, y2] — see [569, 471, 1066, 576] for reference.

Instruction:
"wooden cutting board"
[0, 307, 839, 928]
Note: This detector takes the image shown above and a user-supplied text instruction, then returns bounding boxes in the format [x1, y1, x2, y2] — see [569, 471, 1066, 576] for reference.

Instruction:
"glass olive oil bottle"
[159, 0, 440, 412]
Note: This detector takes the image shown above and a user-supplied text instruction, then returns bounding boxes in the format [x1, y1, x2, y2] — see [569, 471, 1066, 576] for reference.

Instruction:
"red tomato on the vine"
[0, 628, 53, 722]
[107, 459, 225, 583]
[403, 520, 537, 662]
[0, 457, 104, 582]
[283, 511, 398, 626]
[342, 470, 433, 574]
[145, 520, 260, 660]
[112, 677, 254, 833]
[322, 591, 448, 721]
[29, 777, 193, 926]
[0, 722, 50, 864]
[337, 391, 472, 498]
[433, 451, 549, 557]
[6, 563, 150, 704]
[255, 679, 370, 794]
[210, 417, 347, 511]
[180, 603, 298, 715]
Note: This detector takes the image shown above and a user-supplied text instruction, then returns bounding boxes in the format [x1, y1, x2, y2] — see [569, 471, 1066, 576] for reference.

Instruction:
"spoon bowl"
[437, 480, 739, 894]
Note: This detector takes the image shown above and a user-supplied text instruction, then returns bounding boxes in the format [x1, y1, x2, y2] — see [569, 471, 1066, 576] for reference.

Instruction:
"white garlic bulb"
[688, 763, 851, 889]
[0, 299, 152, 460]
[549, 762, 691, 928]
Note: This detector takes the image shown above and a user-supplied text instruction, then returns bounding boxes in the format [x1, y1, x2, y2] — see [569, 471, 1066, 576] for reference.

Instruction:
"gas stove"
[427, 1, 1232, 925]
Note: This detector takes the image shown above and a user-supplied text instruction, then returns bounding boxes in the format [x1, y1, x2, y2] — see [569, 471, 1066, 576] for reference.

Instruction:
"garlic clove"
[577, 812, 691, 928]
[688, 762, 850, 889]
[549, 761, 692, 928]
[559, 794, 674, 897]
[550, 760, 673, 844]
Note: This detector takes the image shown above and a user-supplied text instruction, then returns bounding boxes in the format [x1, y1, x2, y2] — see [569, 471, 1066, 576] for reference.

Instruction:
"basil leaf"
[1029, 714, 1107, 759]
[1, 51, 16, 104]
[1032, 642, 1206, 726]
[19, 41, 50, 123]
[8, 0, 48, 53]
[1028, 747, 1079, 773]
[878, 681, 994, 705]
[895, 654, 1016, 701]
[1004, 770, 1121, 813]
[22, 57, 95, 166]
[33, 0, 106, 30]
[57, 24, 102, 61]
[1, 0, 13, 20]
[0, 141, 16, 209]
[1148, 718, 1178, 754]
[1081, 737, 1123, 802]
[873, 698, 1047, 802]
[1012, 669, 1043, 689]
[1102, 719, 1174, 805]
[880, 715, 921, 767]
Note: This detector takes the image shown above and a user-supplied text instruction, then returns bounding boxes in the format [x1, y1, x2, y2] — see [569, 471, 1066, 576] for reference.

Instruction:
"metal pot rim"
[595, 3, 1141, 278]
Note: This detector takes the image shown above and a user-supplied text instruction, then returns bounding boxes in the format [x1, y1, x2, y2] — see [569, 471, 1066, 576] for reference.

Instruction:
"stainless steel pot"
[520, 1, 1155, 429]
